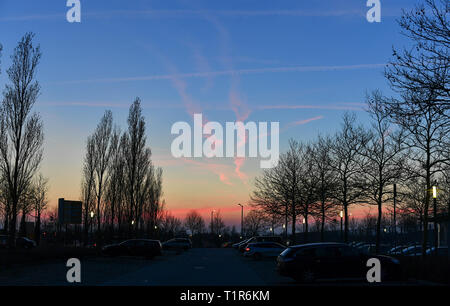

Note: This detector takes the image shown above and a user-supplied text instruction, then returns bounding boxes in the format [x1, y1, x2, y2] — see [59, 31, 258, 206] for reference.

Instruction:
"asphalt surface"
[0, 248, 422, 286]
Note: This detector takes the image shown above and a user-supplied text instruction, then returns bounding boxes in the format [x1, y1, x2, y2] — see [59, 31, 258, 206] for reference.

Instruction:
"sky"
[0, 0, 417, 227]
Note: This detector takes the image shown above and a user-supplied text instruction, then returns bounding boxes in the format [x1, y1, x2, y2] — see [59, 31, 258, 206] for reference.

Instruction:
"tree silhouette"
[0, 33, 44, 247]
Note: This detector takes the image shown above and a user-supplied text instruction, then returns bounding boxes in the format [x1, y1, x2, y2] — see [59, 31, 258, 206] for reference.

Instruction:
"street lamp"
[238, 204, 244, 239]
[393, 183, 397, 249]
[90, 211, 94, 237]
[432, 184, 438, 254]
[339, 210, 343, 241]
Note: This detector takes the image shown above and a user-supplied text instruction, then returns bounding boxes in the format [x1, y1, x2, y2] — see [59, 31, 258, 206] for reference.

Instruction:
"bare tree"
[159, 212, 183, 237]
[278, 140, 304, 243]
[386, 0, 449, 111]
[386, 89, 448, 256]
[297, 144, 321, 242]
[385, 0, 449, 256]
[211, 210, 226, 236]
[81, 136, 96, 244]
[330, 113, 368, 243]
[251, 165, 289, 239]
[0, 33, 44, 247]
[243, 209, 269, 236]
[399, 178, 430, 231]
[105, 127, 122, 236]
[185, 210, 205, 236]
[360, 90, 408, 253]
[123, 98, 148, 235]
[310, 135, 338, 241]
[93, 110, 113, 234]
[31, 173, 48, 245]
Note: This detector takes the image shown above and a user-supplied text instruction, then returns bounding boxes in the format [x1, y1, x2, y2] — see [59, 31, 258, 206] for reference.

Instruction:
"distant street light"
[432, 183, 438, 255]
[131, 220, 135, 225]
[90, 211, 94, 237]
[339, 211, 343, 241]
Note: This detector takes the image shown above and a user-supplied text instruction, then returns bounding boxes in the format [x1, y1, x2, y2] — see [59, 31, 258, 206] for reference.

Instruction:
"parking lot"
[0, 247, 424, 286]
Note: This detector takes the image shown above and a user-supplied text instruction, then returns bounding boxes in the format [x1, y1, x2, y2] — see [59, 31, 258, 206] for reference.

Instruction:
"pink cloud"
[289, 115, 324, 126]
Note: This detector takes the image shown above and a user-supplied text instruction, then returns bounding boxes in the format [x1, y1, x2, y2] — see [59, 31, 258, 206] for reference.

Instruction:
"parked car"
[0, 235, 8, 248]
[102, 239, 162, 258]
[358, 244, 391, 255]
[243, 242, 286, 260]
[162, 238, 192, 250]
[0, 235, 36, 249]
[16, 237, 37, 249]
[277, 242, 401, 283]
[426, 246, 449, 257]
[221, 241, 233, 248]
[238, 236, 284, 253]
[388, 245, 410, 255]
[401, 245, 427, 256]
[233, 238, 251, 249]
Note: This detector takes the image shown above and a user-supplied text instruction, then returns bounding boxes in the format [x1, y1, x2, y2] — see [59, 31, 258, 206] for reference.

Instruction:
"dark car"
[0, 235, 8, 248]
[426, 246, 449, 257]
[0, 235, 36, 249]
[233, 238, 252, 250]
[16, 237, 37, 249]
[277, 242, 401, 283]
[243, 242, 286, 259]
[358, 244, 391, 255]
[238, 236, 284, 253]
[102, 239, 162, 259]
[162, 238, 192, 250]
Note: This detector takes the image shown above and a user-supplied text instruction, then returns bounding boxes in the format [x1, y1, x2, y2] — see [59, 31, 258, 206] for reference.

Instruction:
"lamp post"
[339, 210, 343, 241]
[393, 183, 397, 249]
[238, 204, 244, 239]
[432, 184, 438, 255]
[90, 211, 94, 237]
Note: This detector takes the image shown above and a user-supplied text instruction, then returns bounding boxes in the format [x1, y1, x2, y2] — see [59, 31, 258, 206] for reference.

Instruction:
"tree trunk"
[35, 211, 41, 245]
[320, 200, 325, 242]
[344, 203, 349, 243]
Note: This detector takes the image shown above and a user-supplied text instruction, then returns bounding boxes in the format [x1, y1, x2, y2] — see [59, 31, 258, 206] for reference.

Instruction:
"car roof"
[123, 239, 160, 242]
[289, 242, 348, 249]
[248, 241, 284, 245]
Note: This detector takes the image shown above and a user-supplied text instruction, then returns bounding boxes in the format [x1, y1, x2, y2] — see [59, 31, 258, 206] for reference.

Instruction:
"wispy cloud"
[258, 103, 365, 111]
[287, 116, 324, 127]
[51, 63, 385, 85]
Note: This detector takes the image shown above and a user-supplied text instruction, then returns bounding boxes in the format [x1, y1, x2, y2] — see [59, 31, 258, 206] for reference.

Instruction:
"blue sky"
[0, 0, 417, 223]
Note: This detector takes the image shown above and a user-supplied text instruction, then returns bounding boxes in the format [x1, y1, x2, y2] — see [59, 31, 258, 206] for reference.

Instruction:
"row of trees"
[0, 33, 49, 246]
[81, 99, 164, 244]
[251, 0, 449, 256]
